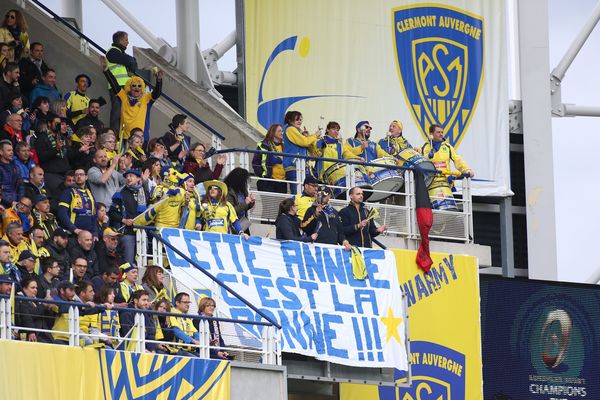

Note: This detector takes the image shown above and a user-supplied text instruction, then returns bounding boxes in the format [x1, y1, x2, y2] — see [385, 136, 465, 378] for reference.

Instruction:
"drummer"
[314, 121, 362, 180]
[420, 124, 474, 207]
[378, 120, 414, 158]
[346, 120, 392, 162]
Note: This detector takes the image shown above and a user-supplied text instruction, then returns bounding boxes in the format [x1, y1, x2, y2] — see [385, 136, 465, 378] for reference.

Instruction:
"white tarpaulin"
[162, 228, 408, 371]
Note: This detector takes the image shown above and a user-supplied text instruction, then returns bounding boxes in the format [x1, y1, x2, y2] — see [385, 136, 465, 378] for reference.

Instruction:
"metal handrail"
[0, 293, 272, 326]
[134, 226, 282, 330]
[27, 0, 226, 141]
[214, 147, 451, 175]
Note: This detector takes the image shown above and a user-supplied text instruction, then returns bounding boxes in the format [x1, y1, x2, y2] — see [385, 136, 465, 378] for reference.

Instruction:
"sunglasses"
[5, 15, 15, 20]
[131, 84, 142, 88]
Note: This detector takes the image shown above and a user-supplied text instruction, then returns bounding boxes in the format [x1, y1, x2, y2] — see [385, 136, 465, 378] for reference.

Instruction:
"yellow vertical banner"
[340, 250, 482, 399]
[243, 0, 509, 197]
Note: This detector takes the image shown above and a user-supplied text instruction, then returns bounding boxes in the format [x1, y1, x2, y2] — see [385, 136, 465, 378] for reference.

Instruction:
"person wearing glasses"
[100, 55, 163, 149]
[196, 297, 231, 360]
[199, 179, 249, 239]
[347, 120, 391, 162]
[0, 9, 29, 60]
[182, 142, 226, 185]
[378, 120, 414, 157]
[2, 195, 33, 235]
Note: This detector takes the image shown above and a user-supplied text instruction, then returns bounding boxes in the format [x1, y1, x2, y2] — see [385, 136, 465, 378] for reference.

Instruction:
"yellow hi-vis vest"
[106, 46, 130, 88]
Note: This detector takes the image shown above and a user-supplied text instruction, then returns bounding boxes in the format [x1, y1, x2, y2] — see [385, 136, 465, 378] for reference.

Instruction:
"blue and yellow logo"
[256, 35, 361, 130]
[392, 5, 484, 147]
[379, 341, 466, 399]
[99, 349, 230, 399]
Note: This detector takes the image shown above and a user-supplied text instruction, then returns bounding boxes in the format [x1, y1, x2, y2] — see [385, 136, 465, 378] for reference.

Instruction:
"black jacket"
[105, 43, 138, 80]
[108, 185, 149, 235]
[75, 115, 105, 133]
[43, 241, 71, 280]
[18, 57, 49, 98]
[0, 79, 20, 110]
[67, 141, 94, 172]
[70, 244, 99, 279]
[338, 203, 380, 248]
[95, 241, 122, 275]
[120, 306, 157, 352]
[275, 213, 312, 242]
[302, 205, 347, 246]
[35, 132, 70, 175]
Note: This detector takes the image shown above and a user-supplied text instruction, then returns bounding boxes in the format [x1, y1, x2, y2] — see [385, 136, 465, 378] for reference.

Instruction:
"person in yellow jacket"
[346, 121, 392, 162]
[282, 110, 321, 194]
[3, 221, 28, 264]
[115, 262, 143, 304]
[200, 180, 249, 239]
[293, 175, 319, 221]
[100, 55, 162, 149]
[0, 9, 29, 60]
[420, 124, 475, 210]
[136, 169, 186, 229]
[314, 121, 363, 186]
[378, 120, 414, 157]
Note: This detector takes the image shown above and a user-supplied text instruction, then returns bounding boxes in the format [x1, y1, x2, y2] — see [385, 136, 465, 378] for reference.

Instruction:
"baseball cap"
[103, 227, 122, 237]
[18, 250, 37, 262]
[355, 120, 370, 131]
[303, 176, 320, 185]
[52, 228, 70, 238]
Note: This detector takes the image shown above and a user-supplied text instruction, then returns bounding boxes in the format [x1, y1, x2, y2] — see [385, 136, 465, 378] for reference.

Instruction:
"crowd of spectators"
[0, 16, 241, 358]
[0, 8, 406, 359]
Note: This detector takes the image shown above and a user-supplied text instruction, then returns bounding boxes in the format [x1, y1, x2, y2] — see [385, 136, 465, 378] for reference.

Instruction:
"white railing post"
[275, 328, 282, 365]
[296, 159, 306, 194]
[79, 37, 90, 56]
[261, 325, 269, 364]
[199, 319, 210, 359]
[135, 313, 145, 353]
[68, 305, 80, 347]
[347, 164, 355, 192]
[407, 170, 418, 239]
[0, 298, 7, 340]
[463, 178, 474, 243]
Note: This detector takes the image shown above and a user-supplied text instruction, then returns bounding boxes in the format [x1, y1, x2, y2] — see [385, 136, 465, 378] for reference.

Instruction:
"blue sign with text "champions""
[392, 5, 484, 148]
[161, 229, 408, 371]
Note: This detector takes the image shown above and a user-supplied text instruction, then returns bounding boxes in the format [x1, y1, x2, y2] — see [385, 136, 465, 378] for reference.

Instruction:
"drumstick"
[366, 208, 379, 221]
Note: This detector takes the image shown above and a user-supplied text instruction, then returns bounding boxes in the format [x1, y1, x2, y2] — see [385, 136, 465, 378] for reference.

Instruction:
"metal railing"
[134, 227, 277, 356]
[0, 294, 281, 364]
[26, 0, 226, 143]
[216, 147, 474, 243]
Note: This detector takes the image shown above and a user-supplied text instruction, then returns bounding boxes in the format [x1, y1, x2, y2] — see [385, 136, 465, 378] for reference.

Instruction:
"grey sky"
[44, 0, 237, 71]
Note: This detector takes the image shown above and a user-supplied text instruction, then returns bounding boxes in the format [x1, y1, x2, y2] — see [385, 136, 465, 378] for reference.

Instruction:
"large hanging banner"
[340, 250, 483, 399]
[162, 228, 409, 371]
[0, 341, 230, 400]
[243, 0, 509, 196]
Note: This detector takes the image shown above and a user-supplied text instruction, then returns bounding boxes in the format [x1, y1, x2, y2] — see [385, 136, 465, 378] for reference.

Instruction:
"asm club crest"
[392, 5, 484, 147]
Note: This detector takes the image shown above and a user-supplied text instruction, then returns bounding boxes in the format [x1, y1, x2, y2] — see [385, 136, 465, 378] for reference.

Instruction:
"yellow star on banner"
[380, 307, 403, 343]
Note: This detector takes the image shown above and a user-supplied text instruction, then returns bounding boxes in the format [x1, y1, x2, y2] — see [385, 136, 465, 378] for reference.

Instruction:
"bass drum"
[428, 180, 458, 211]
[322, 162, 373, 200]
[365, 157, 405, 202]
[396, 148, 437, 187]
